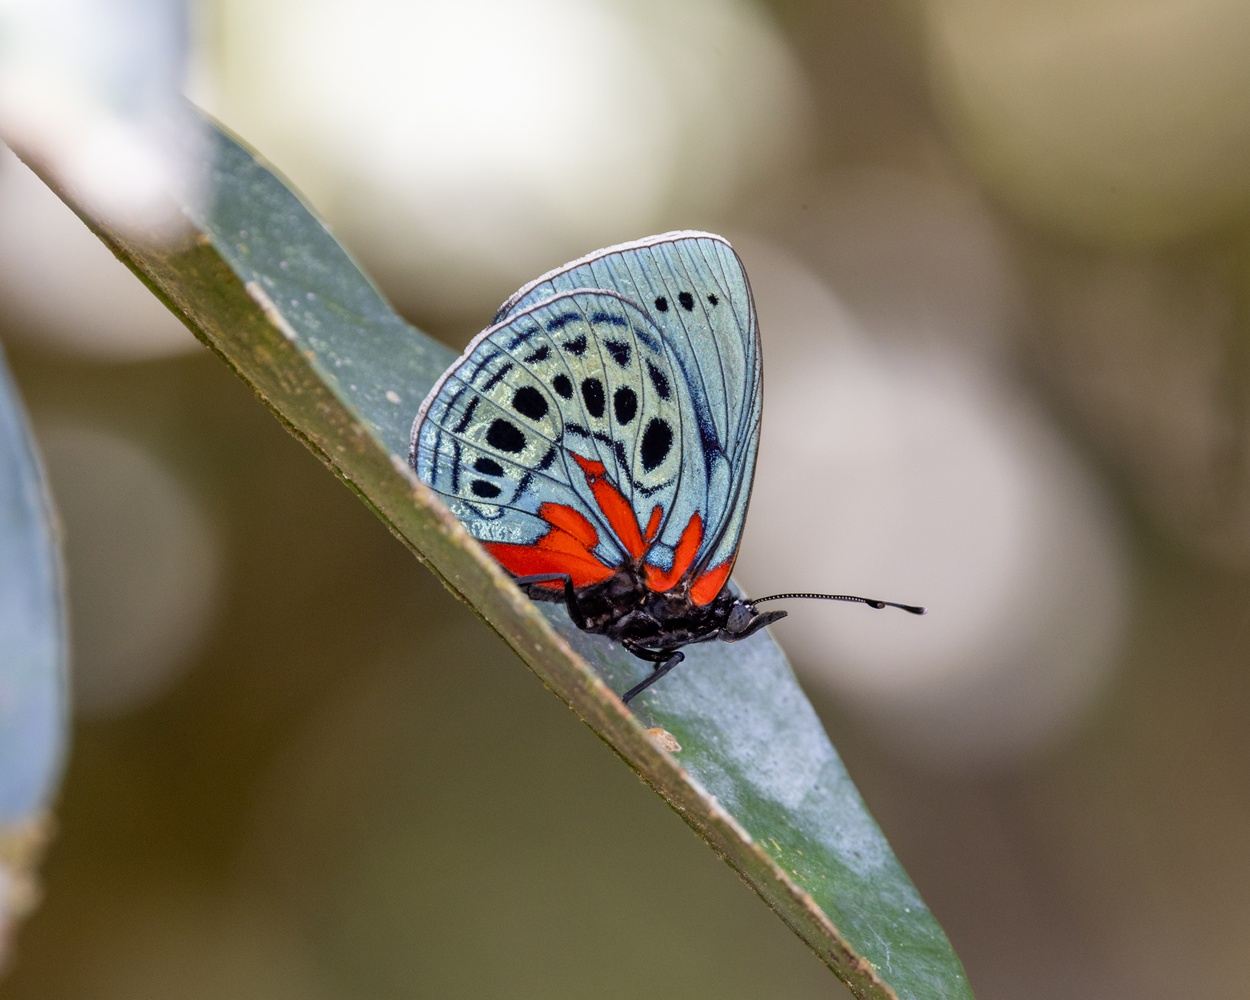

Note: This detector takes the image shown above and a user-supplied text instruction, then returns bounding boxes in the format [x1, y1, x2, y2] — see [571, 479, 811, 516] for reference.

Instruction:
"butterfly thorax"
[531, 565, 737, 652]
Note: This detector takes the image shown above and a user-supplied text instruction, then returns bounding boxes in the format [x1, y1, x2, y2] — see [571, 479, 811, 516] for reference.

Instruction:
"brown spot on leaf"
[646, 727, 682, 753]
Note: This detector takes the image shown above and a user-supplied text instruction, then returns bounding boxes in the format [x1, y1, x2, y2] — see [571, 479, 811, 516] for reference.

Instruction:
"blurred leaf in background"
[0, 347, 68, 966]
[0, 0, 203, 242]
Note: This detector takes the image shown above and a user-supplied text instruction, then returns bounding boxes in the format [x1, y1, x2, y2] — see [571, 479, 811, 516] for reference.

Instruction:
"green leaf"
[10, 115, 972, 999]
[0, 345, 68, 965]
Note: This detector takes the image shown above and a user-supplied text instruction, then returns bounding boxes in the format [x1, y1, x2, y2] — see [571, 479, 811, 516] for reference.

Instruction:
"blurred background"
[3, 1, 1250, 997]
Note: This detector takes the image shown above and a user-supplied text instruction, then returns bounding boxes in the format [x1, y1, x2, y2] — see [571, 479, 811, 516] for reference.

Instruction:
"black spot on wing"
[695, 406, 723, 459]
[604, 339, 631, 367]
[640, 418, 673, 472]
[453, 396, 479, 434]
[631, 323, 660, 351]
[486, 418, 526, 453]
[511, 386, 548, 421]
[707, 292, 719, 306]
[552, 373, 573, 399]
[634, 478, 671, 498]
[654, 296, 668, 312]
[646, 361, 671, 400]
[536, 447, 557, 471]
[546, 312, 580, 332]
[613, 386, 637, 425]
[523, 345, 550, 364]
[611, 439, 632, 478]
[678, 291, 694, 311]
[565, 425, 635, 489]
[581, 377, 605, 419]
[561, 334, 588, 356]
[473, 456, 504, 476]
[505, 326, 542, 351]
[481, 362, 514, 392]
[471, 479, 501, 499]
[590, 311, 627, 328]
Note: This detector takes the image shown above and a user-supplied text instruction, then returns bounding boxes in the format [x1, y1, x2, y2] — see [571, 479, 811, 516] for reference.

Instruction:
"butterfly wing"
[411, 288, 708, 589]
[494, 231, 761, 600]
[412, 232, 760, 606]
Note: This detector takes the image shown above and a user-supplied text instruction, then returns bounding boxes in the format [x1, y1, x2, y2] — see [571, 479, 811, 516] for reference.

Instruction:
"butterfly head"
[720, 597, 788, 641]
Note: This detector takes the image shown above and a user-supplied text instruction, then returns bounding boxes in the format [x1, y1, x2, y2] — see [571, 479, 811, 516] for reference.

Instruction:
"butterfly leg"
[511, 573, 588, 630]
[620, 647, 685, 705]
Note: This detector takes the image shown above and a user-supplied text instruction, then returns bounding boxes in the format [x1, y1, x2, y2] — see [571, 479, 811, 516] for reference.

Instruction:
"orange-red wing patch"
[644, 504, 662, 543]
[484, 542, 614, 588]
[484, 498, 616, 589]
[539, 502, 598, 548]
[571, 452, 646, 557]
[486, 452, 695, 593]
[644, 513, 703, 593]
[690, 560, 733, 606]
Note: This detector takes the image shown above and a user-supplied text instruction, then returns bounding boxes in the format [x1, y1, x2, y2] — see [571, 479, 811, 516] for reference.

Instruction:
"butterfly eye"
[726, 601, 753, 633]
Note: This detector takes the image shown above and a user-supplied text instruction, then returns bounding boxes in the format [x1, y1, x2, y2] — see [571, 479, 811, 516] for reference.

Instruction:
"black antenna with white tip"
[749, 592, 926, 615]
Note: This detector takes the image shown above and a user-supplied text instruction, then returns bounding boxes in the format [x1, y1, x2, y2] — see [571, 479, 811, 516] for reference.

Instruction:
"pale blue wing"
[495, 231, 761, 579]
[411, 289, 705, 572]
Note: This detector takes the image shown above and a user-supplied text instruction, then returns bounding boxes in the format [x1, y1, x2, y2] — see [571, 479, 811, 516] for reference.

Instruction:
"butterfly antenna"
[749, 592, 927, 615]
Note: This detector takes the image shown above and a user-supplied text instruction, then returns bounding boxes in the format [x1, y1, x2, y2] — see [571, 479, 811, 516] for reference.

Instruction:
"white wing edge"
[493, 230, 735, 321]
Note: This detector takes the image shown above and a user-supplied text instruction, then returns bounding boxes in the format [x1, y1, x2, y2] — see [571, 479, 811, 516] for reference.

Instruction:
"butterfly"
[410, 232, 923, 704]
